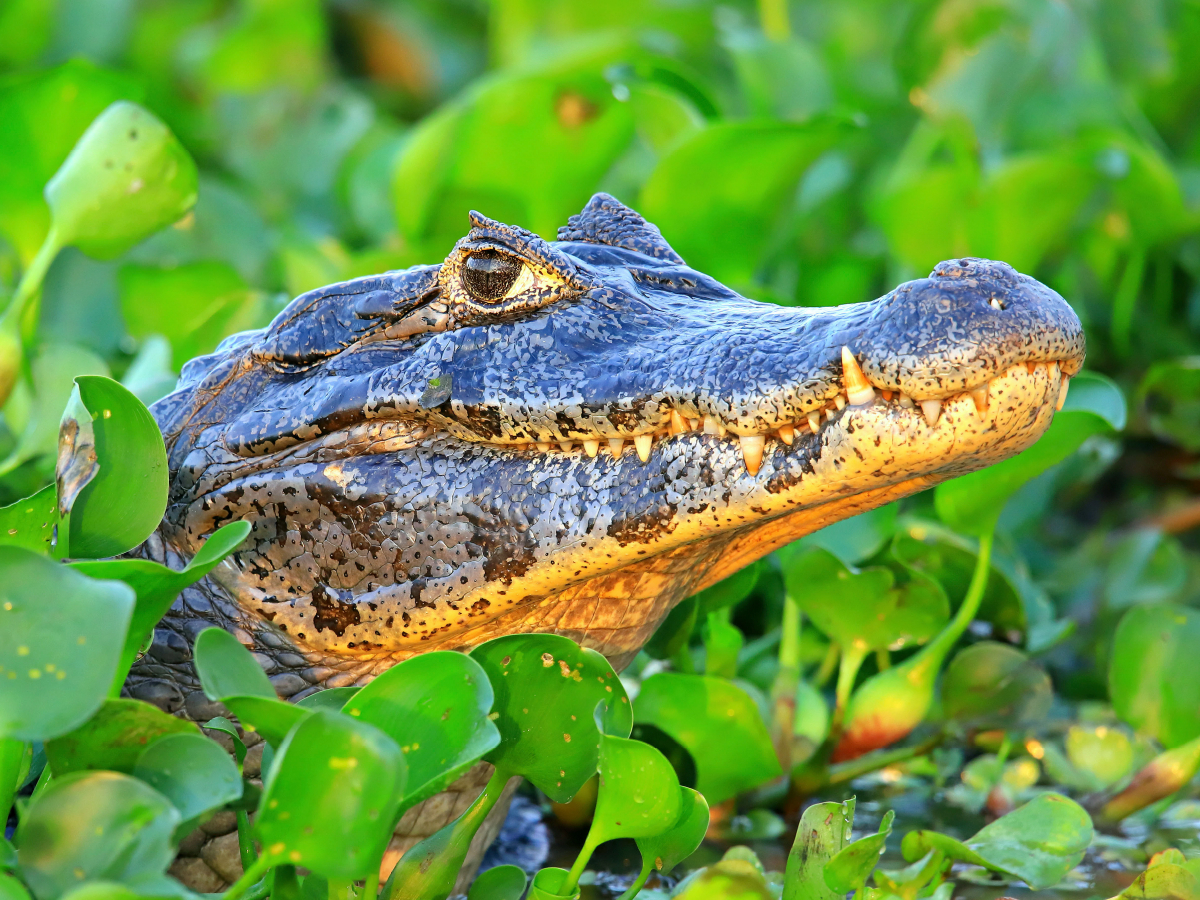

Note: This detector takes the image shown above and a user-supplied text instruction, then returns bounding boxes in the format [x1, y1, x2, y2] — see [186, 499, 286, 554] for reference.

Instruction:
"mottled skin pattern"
[131, 194, 1084, 889]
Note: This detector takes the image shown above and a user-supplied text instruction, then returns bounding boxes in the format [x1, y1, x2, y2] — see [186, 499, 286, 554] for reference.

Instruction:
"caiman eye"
[463, 250, 523, 301]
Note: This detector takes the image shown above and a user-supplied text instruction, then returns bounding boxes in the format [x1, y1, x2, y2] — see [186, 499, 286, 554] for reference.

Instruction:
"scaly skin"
[130, 194, 1084, 888]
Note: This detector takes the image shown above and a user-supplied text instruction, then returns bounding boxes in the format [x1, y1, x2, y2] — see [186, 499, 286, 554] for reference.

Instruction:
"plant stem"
[908, 530, 993, 682]
[833, 643, 868, 729]
[875, 648, 891, 671]
[1111, 247, 1145, 359]
[779, 593, 801, 670]
[617, 860, 653, 900]
[827, 731, 946, 785]
[564, 833, 599, 896]
[361, 868, 380, 899]
[221, 854, 272, 900]
[813, 640, 839, 687]
[236, 809, 257, 870]
[2, 225, 61, 331]
[0, 737, 26, 827]
[770, 595, 803, 769]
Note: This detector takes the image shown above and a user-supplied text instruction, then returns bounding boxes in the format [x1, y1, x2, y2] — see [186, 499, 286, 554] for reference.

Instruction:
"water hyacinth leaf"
[635, 787, 709, 876]
[784, 547, 949, 652]
[1138, 358, 1200, 452]
[526, 868, 577, 900]
[640, 119, 845, 286]
[257, 709, 406, 879]
[691, 560, 762, 616]
[782, 799, 853, 900]
[787, 503, 899, 566]
[589, 735, 682, 843]
[901, 793, 1092, 890]
[635, 672, 780, 805]
[297, 687, 361, 711]
[467, 865, 527, 900]
[0, 485, 63, 556]
[0, 875, 30, 900]
[1109, 603, 1200, 748]
[194, 626, 276, 700]
[203, 716, 246, 768]
[470, 633, 632, 802]
[341, 651, 500, 809]
[60, 376, 168, 559]
[824, 810, 894, 895]
[644, 595, 698, 661]
[941, 642, 1052, 728]
[1116, 862, 1200, 900]
[0, 547, 133, 742]
[58, 886, 141, 900]
[70, 520, 251, 693]
[16, 771, 179, 898]
[132, 732, 243, 836]
[674, 856, 777, 900]
[45, 101, 198, 261]
[934, 372, 1124, 536]
[44, 698, 196, 775]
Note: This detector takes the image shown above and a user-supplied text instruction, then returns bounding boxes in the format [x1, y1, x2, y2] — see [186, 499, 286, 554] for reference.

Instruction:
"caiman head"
[152, 193, 1084, 679]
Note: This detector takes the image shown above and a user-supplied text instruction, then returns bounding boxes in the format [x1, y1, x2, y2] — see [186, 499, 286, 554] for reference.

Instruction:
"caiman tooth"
[807, 412, 822, 432]
[841, 346, 877, 406]
[582, 439, 600, 458]
[834, 395, 847, 410]
[777, 424, 795, 445]
[1057, 374, 1070, 411]
[969, 384, 989, 417]
[703, 415, 726, 438]
[558, 440, 574, 453]
[670, 410, 690, 435]
[1026, 361, 1038, 374]
[739, 435, 765, 475]
[633, 433, 653, 463]
[920, 398, 943, 427]
[607, 438, 625, 459]
[880, 390, 894, 401]
[536, 441, 552, 452]
[688, 418, 701, 431]
[898, 394, 914, 409]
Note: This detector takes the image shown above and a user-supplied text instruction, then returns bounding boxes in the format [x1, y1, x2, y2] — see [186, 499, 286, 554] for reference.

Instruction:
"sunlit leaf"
[44, 698, 196, 776]
[1109, 603, 1200, 748]
[468, 865, 528, 900]
[132, 732, 243, 837]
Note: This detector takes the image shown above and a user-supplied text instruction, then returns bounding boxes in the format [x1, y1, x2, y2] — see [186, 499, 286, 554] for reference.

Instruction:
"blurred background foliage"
[0, 0, 1199, 704]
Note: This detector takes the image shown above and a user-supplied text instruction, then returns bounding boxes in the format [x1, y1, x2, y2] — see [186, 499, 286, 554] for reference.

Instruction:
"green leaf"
[786, 546, 950, 653]
[17, 771, 179, 899]
[824, 810, 894, 895]
[0, 60, 142, 261]
[787, 503, 899, 566]
[1064, 724, 1134, 789]
[643, 596, 698, 661]
[0, 486, 64, 557]
[341, 651, 500, 810]
[0, 874, 30, 900]
[132, 732, 243, 837]
[941, 642, 1052, 729]
[1109, 603, 1200, 748]
[202, 716, 246, 768]
[588, 735, 682, 843]
[44, 698, 196, 776]
[468, 865, 528, 900]
[296, 687, 360, 711]
[0, 548, 133, 741]
[45, 101, 198, 261]
[634, 787, 709, 876]
[1138, 357, 1200, 452]
[782, 799, 853, 900]
[690, 561, 762, 616]
[256, 709, 406, 879]
[1116, 862, 1200, 900]
[634, 672, 781, 805]
[59, 375, 168, 559]
[70, 521, 251, 693]
[527, 868, 578, 900]
[935, 372, 1125, 536]
[639, 119, 846, 286]
[901, 793, 1093, 891]
[469, 633, 632, 802]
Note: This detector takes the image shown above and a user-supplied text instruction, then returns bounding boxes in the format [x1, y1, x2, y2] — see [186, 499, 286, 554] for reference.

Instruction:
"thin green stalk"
[771, 595, 803, 769]
[221, 854, 273, 900]
[564, 831, 600, 895]
[361, 868, 380, 899]
[236, 809, 256, 871]
[813, 640, 839, 687]
[833, 643, 868, 729]
[1111, 247, 1145, 358]
[826, 731, 946, 785]
[875, 648, 891, 671]
[907, 530, 993, 682]
[617, 860, 653, 900]
[3, 225, 61, 330]
[758, 0, 791, 41]
[0, 737, 26, 827]
[779, 593, 801, 670]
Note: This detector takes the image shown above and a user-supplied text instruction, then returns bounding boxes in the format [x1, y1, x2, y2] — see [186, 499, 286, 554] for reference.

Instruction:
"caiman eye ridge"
[463, 249, 523, 300]
[464, 349, 1075, 477]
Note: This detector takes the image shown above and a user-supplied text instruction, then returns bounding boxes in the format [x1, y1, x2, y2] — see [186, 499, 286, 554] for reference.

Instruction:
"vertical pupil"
[463, 250, 522, 300]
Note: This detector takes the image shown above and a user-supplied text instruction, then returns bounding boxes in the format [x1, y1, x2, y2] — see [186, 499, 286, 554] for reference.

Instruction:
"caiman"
[132, 193, 1085, 890]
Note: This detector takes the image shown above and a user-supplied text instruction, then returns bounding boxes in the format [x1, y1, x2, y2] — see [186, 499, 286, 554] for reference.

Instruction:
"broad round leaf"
[60, 376, 168, 559]
[256, 709, 406, 879]
[297, 687, 361, 711]
[0, 547, 133, 741]
[17, 771, 179, 898]
[0, 875, 30, 900]
[934, 372, 1124, 537]
[588, 735, 682, 843]
[45, 101, 198, 260]
[470, 633, 632, 802]
[342, 651, 499, 810]
[194, 626, 276, 700]
[468, 865, 528, 900]
[1110, 603, 1200, 748]
[941, 642, 1052, 728]
[634, 787, 709, 876]
[132, 733, 243, 834]
[0, 485, 64, 557]
[44, 698, 196, 775]
[634, 672, 781, 805]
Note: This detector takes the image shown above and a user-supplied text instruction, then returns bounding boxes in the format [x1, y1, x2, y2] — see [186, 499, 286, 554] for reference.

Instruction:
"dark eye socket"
[463, 250, 523, 301]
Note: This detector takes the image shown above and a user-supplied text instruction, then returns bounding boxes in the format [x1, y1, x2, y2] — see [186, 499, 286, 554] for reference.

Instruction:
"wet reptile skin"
[130, 194, 1084, 888]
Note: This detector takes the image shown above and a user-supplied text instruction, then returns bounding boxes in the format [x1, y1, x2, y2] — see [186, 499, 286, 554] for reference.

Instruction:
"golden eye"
[463, 250, 523, 301]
